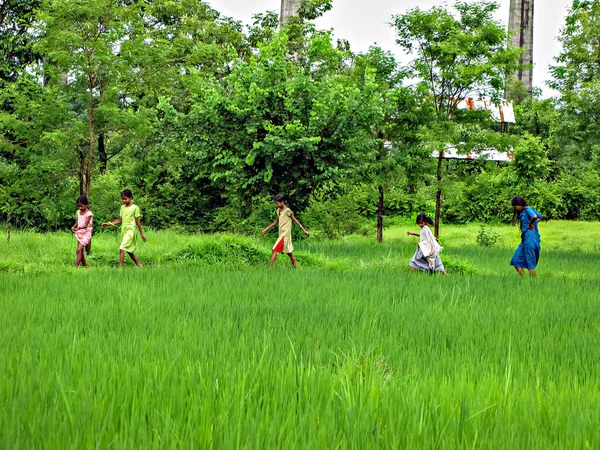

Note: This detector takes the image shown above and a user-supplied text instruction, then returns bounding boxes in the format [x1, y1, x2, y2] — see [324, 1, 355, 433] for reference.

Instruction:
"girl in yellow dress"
[262, 194, 310, 268]
[102, 189, 147, 267]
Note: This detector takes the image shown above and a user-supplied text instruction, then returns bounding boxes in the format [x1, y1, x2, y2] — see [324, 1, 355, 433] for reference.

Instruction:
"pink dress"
[75, 210, 93, 246]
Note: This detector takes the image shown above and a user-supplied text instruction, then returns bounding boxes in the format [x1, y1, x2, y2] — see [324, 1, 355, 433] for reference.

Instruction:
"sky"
[207, 0, 573, 98]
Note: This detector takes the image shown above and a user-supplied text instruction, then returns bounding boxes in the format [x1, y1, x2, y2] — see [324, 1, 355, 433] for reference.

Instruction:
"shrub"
[476, 226, 501, 247]
[303, 192, 367, 239]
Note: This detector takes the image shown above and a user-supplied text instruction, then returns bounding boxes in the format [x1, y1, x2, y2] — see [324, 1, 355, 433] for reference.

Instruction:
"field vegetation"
[1, 222, 599, 448]
[3, 0, 600, 446]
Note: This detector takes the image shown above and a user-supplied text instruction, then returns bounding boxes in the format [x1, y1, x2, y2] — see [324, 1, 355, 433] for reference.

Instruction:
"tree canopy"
[2, 0, 600, 235]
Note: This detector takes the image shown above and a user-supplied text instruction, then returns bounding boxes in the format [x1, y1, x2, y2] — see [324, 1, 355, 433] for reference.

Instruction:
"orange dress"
[272, 207, 294, 254]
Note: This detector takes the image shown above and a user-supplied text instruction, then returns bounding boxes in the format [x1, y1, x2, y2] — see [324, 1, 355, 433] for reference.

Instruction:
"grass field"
[1, 221, 599, 448]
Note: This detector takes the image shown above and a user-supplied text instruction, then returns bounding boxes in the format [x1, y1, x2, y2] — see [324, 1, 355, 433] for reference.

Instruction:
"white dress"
[409, 225, 445, 272]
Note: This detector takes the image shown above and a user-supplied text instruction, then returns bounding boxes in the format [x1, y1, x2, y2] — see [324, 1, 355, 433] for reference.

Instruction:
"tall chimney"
[280, 0, 303, 24]
[508, 0, 534, 95]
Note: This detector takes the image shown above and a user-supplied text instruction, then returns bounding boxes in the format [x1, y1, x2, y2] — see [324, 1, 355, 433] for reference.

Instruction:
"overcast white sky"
[207, 0, 573, 98]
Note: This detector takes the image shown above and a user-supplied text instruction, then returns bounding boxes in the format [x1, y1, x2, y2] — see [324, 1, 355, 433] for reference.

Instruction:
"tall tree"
[393, 1, 521, 236]
[35, 0, 133, 197]
[352, 47, 429, 242]
[0, 0, 41, 83]
[549, 0, 600, 162]
[171, 24, 384, 212]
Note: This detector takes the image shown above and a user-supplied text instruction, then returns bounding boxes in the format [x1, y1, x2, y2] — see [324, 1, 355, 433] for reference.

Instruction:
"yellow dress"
[119, 204, 141, 253]
[273, 207, 294, 254]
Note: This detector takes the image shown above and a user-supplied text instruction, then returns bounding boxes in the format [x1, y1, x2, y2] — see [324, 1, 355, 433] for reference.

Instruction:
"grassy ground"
[1, 221, 599, 448]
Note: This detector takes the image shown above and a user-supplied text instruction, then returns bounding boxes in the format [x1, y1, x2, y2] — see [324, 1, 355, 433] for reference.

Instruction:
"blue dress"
[510, 206, 543, 270]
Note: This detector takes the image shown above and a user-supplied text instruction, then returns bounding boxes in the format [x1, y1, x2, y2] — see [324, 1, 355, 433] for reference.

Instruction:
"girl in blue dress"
[510, 196, 543, 277]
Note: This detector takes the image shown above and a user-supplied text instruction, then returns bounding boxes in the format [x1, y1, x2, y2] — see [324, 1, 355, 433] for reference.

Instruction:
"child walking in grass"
[71, 195, 93, 268]
[262, 194, 310, 268]
[102, 189, 146, 267]
[406, 214, 446, 274]
[510, 196, 543, 277]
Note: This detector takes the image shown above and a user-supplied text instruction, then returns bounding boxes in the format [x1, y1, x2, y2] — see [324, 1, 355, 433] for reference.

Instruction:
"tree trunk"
[434, 151, 444, 238]
[98, 133, 107, 175]
[79, 147, 86, 196]
[377, 185, 384, 243]
[85, 85, 95, 198]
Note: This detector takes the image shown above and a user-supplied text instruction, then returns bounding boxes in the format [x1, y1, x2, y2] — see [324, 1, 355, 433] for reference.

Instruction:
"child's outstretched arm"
[135, 217, 147, 242]
[406, 230, 419, 237]
[262, 219, 278, 235]
[102, 217, 122, 228]
[291, 214, 310, 237]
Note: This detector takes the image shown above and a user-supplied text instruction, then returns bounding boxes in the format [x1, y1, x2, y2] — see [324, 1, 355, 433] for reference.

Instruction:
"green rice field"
[1, 221, 599, 448]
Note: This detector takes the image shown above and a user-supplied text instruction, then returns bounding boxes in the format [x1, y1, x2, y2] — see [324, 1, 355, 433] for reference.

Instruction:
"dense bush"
[303, 192, 370, 239]
[476, 226, 501, 247]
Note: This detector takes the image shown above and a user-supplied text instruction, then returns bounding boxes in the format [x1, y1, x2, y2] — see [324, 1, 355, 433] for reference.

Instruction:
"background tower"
[508, 0, 534, 95]
[280, 0, 303, 24]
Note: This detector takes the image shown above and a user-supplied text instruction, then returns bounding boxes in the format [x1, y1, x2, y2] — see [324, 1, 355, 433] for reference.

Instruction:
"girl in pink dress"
[71, 195, 93, 268]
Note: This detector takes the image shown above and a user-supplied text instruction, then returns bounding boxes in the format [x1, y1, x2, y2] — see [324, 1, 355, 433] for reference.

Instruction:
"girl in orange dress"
[262, 194, 310, 268]
[71, 195, 93, 268]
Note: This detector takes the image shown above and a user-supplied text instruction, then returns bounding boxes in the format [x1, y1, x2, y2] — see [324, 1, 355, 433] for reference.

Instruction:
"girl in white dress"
[406, 214, 446, 274]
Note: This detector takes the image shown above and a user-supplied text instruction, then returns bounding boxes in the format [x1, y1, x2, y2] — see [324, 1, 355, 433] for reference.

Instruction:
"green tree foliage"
[0, 0, 41, 83]
[0, 79, 75, 228]
[512, 133, 550, 182]
[550, 0, 600, 161]
[4, 0, 600, 232]
[297, 0, 333, 21]
[350, 46, 431, 242]
[393, 1, 521, 235]
[166, 24, 385, 214]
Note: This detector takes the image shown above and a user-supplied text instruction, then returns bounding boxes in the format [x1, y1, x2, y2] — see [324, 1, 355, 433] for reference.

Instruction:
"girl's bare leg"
[288, 253, 298, 269]
[269, 251, 277, 268]
[515, 267, 524, 276]
[529, 269, 536, 278]
[81, 250, 88, 268]
[128, 252, 142, 267]
[119, 249, 125, 267]
[75, 244, 83, 268]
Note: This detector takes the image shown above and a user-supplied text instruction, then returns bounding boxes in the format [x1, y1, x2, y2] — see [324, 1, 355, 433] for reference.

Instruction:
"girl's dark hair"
[76, 195, 89, 205]
[511, 196, 528, 224]
[416, 214, 434, 226]
[121, 189, 133, 199]
[274, 194, 286, 203]
[511, 196, 527, 207]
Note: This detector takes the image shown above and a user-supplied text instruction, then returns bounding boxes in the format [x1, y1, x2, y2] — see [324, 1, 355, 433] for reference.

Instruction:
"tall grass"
[1, 222, 599, 448]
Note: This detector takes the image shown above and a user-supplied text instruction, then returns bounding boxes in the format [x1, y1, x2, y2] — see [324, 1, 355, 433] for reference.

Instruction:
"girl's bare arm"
[291, 215, 310, 237]
[262, 219, 278, 235]
[102, 217, 122, 228]
[135, 217, 147, 242]
[528, 215, 539, 229]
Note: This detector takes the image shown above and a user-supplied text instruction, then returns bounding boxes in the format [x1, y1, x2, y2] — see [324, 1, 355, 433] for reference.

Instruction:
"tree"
[512, 133, 550, 182]
[0, 78, 75, 229]
[168, 22, 384, 215]
[0, 0, 41, 83]
[352, 46, 429, 242]
[35, 0, 133, 197]
[393, 1, 521, 236]
[549, 0, 600, 162]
